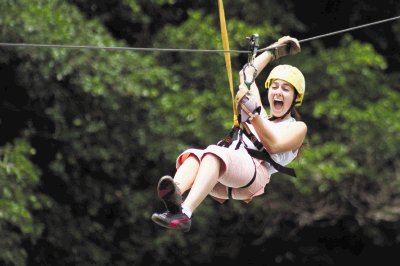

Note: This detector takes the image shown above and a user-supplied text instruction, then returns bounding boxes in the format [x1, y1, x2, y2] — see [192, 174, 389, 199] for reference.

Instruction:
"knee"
[183, 155, 200, 170]
[187, 154, 200, 163]
[202, 153, 225, 176]
[202, 153, 221, 164]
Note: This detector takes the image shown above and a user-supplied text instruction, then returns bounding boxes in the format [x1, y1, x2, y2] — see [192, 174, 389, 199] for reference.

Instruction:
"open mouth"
[273, 100, 284, 111]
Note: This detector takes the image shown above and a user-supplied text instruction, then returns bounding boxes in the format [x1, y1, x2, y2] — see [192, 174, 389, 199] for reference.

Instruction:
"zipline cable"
[259, 14, 400, 52]
[300, 15, 400, 44]
[0, 42, 246, 53]
[0, 15, 399, 54]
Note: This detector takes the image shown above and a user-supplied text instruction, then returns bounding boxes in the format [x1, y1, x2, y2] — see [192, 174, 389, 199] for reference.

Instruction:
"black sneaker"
[157, 175, 182, 214]
[151, 211, 191, 232]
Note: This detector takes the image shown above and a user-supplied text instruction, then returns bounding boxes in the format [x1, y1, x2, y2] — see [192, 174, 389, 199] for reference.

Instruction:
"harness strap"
[241, 123, 297, 177]
[245, 148, 296, 177]
[217, 125, 240, 147]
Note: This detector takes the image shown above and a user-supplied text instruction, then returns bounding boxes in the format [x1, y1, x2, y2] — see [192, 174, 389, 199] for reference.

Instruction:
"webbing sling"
[218, 0, 238, 128]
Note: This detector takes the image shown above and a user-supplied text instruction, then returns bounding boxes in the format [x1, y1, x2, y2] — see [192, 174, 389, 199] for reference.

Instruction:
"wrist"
[249, 112, 259, 121]
[248, 106, 261, 121]
[267, 49, 276, 62]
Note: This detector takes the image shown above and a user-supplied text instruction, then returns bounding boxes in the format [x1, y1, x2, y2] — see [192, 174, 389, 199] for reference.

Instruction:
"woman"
[151, 36, 307, 232]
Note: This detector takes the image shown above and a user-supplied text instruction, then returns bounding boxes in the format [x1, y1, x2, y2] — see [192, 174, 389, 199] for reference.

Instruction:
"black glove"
[269, 36, 301, 61]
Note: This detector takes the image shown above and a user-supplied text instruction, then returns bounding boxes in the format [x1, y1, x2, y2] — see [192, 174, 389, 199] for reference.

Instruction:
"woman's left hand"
[235, 84, 261, 123]
[271, 36, 301, 60]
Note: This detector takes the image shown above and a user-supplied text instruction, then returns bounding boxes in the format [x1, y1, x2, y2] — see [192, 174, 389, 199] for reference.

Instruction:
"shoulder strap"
[217, 125, 240, 147]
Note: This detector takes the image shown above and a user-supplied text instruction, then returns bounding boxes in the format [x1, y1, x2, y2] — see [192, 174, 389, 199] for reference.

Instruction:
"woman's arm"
[238, 49, 274, 87]
[235, 84, 307, 153]
[242, 35, 301, 80]
[238, 51, 274, 118]
[235, 36, 304, 153]
[250, 116, 307, 154]
[238, 36, 300, 117]
[235, 86, 307, 153]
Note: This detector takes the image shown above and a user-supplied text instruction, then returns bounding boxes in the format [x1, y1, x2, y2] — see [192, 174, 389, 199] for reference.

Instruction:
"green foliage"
[1, 0, 400, 265]
[148, 10, 283, 161]
[277, 35, 400, 229]
[2, 0, 175, 264]
[0, 139, 51, 266]
[295, 141, 359, 194]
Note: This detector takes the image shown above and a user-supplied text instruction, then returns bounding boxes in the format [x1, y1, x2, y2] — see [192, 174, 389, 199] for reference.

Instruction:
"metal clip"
[242, 33, 259, 88]
[247, 33, 259, 64]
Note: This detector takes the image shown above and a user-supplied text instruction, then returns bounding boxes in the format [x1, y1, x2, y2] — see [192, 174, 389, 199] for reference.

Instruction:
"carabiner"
[242, 33, 259, 88]
[247, 33, 259, 64]
[242, 63, 257, 89]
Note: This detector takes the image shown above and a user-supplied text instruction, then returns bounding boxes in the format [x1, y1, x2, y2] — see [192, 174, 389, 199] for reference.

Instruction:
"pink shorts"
[176, 144, 271, 203]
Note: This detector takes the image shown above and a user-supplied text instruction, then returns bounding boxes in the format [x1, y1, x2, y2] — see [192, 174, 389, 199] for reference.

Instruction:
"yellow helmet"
[265, 65, 305, 106]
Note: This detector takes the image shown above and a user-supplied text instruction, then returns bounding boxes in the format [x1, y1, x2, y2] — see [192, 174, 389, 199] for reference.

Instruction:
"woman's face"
[268, 79, 296, 118]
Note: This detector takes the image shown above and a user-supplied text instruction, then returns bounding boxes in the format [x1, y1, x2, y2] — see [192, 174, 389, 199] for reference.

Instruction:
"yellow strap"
[218, 0, 239, 127]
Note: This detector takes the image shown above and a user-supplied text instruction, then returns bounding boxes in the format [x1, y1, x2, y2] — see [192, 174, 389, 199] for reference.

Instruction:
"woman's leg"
[181, 153, 221, 213]
[173, 155, 200, 194]
[152, 152, 223, 232]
